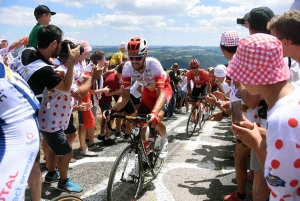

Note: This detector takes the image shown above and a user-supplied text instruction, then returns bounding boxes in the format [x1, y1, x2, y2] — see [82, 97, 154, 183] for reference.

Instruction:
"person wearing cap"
[167, 62, 182, 119]
[27, 5, 56, 48]
[267, 10, 300, 84]
[208, 67, 218, 93]
[109, 42, 126, 69]
[233, 7, 276, 201]
[229, 33, 300, 201]
[216, 31, 265, 201]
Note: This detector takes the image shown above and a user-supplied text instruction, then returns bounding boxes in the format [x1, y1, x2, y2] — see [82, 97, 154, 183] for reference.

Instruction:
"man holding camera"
[16, 25, 102, 193]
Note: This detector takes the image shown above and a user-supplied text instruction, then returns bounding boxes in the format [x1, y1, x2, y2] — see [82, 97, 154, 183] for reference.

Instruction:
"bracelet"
[222, 111, 229, 117]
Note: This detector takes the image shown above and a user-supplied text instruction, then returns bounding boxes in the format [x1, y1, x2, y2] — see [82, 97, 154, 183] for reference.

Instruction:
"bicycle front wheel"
[107, 145, 144, 201]
[149, 134, 164, 178]
[186, 106, 200, 137]
[50, 195, 82, 201]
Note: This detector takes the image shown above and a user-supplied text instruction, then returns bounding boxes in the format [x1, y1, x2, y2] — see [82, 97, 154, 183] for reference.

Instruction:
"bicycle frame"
[107, 115, 159, 177]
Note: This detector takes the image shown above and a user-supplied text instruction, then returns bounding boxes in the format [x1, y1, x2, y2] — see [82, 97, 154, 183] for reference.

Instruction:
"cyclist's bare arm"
[152, 88, 166, 115]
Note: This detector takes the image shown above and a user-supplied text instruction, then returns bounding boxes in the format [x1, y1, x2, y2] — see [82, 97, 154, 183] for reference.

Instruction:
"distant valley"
[92, 46, 228, 70]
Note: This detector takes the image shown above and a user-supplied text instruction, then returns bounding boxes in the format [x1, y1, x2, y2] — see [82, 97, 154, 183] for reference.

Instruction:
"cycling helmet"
[189, 59, 200, 68]
[127, 37, 148, 55]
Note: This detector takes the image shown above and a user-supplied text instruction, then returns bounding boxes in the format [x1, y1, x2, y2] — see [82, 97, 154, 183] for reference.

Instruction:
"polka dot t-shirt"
[38, 64, 86, 132]
[265, 84, 300, 201]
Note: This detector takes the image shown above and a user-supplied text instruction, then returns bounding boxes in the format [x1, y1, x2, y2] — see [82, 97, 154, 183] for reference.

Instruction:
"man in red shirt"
[187, 59, 211, 110]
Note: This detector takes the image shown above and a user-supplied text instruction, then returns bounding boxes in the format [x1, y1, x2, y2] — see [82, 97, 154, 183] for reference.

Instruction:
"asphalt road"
[25, 111, 254, 201]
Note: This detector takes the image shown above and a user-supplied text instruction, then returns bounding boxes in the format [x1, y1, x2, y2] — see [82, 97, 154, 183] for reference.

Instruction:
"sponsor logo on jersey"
[266, 173, 286, 187]
[26, 133, 38, 146]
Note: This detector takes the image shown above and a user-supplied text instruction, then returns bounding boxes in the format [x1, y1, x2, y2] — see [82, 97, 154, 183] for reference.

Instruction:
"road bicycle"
[186, 94, 211, 137]
[106, 114, 164, 201]
[50, 195, 82, 201]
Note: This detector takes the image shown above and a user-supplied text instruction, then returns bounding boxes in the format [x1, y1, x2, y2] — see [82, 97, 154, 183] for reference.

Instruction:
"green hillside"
[92, 46, 228, 70]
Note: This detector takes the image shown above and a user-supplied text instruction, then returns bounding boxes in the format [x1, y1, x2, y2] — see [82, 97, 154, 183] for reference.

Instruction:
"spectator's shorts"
[41, 129, 72, 156]
[113, 95, 136, 114]
[64, 114, 76, 134]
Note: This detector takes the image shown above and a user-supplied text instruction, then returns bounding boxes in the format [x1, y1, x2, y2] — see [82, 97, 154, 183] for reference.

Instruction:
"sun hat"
[225, 33, 289, 85]
[78, 40, 92, 54]
[220, 31, 239, 47]
[214, 65, 226, 77]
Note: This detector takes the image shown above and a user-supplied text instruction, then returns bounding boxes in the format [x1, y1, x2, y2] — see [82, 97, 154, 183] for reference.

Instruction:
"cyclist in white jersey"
[0, 62, 39, 201]
[103, 37, 173, 159]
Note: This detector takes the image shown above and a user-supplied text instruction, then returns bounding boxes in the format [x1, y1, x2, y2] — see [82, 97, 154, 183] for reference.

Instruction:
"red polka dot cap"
[220, 31, 239, 47]
[225, 33, 290, 85]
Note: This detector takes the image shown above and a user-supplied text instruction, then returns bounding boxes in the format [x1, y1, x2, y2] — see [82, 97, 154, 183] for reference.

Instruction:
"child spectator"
[27, 5, 56, 48]
[229, 33, 300, 201]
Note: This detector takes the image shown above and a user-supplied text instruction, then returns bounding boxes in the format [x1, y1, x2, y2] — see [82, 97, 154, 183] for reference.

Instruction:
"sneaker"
[129, 154, 139, 177]
[168, 115, 178, 120]
[104, 138, 116, 146]
[57, 179, 83, 193]
[115, 131, 124, 138]
[88, 143, 101, 151]
[159, 137, 168, 159]
[222, 192, 246, 201]
[123, 134, 131, 142]
[163, 116, 168, 121]
[97, 135, 105, 141]
[45, 170, 60, 183]
[80, 148, 98, 157]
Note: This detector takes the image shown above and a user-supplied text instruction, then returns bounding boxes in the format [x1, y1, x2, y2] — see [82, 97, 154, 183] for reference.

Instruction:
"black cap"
[34, 5, 56, 17]
[248, 7, 274, 32]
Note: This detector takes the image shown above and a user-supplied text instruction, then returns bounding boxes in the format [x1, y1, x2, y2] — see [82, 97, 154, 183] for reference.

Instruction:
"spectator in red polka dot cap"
[220, 31, 239, 47]
[230, 33, 300, 201]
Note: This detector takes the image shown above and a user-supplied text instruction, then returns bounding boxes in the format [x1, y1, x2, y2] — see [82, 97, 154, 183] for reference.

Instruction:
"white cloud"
[0, 6, 34, 26]
[36, 0, 200, 15]
[0, 6, 167, 30]
[188, 5, 249, 18]
[167, 19, 176, 25]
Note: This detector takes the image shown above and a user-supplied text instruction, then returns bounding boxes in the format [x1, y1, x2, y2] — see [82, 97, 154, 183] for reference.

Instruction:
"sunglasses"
[129, 56, 144, 61]
[190, 67, 197, 69]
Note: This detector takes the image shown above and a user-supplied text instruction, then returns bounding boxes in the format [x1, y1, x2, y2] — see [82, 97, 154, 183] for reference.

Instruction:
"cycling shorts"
[0, 117, 39, 201]
[138, 84, 172, 116]
[191, 85, 207, 101]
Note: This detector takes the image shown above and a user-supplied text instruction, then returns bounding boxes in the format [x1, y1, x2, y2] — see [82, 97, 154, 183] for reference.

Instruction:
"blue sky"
[0, 0, 294, 46]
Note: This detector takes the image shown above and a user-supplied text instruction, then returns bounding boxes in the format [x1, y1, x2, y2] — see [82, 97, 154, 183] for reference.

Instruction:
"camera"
[237, 18, 246, 25]
[59, 40, 84, 56]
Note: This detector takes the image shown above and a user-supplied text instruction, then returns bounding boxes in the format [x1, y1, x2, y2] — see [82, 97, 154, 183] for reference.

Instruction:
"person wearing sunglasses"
[103, 36, 172, 159]
[186, 59, 211, 113]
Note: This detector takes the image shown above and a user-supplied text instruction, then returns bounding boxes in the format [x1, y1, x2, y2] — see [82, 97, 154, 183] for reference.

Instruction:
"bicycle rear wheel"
[149, 134, 164, 178]
[186, 106, 200, 137]
[107, 145, 144, 201]
[50, 195, 82, 201]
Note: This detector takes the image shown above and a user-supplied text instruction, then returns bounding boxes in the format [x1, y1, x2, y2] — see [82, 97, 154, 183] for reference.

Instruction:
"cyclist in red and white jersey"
[103, 37, 172, 159]
[0, 62, 39, 201]
[186, 59, 211, 110]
